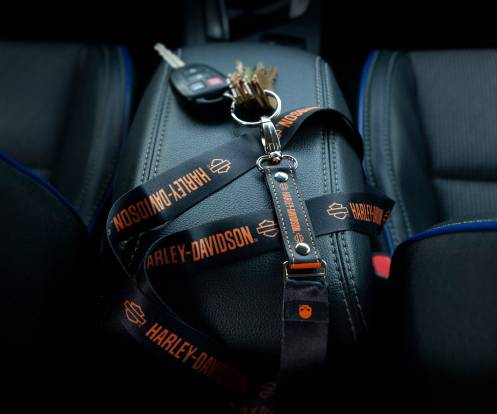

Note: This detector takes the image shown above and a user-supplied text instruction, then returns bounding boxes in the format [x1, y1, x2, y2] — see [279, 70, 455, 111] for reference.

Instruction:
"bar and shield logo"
[326, 202, 349, 220]
[256, 219, 279, 238]
[124, 300, 147, 328]
[209, 158, 231, 174]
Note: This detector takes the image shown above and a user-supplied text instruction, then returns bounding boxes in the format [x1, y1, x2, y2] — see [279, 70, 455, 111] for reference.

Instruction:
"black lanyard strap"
[106, 106, 363, 272]
[142, 191, 393, 279]
[110, 281, 256, 397]
[259, 156, 329, 406]
[103, 105, 391, 412]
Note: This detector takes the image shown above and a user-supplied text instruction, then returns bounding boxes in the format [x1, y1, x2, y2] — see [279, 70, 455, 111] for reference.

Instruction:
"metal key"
[154, 43, 229, 104]
[227, 61, 278, 110]
[154, 43, 185, 68]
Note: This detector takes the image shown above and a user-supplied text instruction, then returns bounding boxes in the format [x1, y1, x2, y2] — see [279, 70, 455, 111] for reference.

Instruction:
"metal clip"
[256, 154, 298, 172]
[260, 116, 281, 161]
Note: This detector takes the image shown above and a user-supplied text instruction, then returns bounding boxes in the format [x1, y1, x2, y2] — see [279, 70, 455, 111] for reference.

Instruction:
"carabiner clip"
[260, 116, 282, 161]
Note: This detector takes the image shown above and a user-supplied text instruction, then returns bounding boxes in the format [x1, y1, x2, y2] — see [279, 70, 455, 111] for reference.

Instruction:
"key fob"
[170, 64, 229, 105]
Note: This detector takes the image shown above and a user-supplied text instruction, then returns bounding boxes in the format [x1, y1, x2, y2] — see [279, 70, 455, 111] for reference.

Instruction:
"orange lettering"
[145, 323, 162, 339]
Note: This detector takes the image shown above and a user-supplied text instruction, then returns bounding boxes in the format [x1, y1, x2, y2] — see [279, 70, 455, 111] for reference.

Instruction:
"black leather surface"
[362, 50, 497, 247]
[363, 51, 497, 411]
[388, 227, 497, 412]
[0, 42, 130, 226]
[113, 43, 374, 356]
[0, 156, 93, 368]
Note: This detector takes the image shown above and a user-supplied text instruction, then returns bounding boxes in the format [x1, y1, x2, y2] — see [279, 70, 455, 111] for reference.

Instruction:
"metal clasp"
[256, 153, 298, 172]
[260, 116, 281, 161]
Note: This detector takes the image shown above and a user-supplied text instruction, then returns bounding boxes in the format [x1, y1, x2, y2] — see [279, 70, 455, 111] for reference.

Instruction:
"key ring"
[228, 90, 282, 126]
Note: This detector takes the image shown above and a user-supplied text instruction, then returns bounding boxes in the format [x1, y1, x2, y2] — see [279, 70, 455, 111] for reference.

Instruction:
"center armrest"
[112, 42, 373, 358]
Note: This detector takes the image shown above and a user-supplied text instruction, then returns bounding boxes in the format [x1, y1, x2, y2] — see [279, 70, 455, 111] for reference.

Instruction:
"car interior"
[2, 2, 496, 412]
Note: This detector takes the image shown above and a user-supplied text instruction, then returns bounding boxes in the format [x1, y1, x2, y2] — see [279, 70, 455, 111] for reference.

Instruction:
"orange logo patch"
[298, 304, 313, 320]
[327, 202, 349, 220]
[124, 300, 147, 327]
[257, 219, 279, 238]
[209, 158, 231, 174]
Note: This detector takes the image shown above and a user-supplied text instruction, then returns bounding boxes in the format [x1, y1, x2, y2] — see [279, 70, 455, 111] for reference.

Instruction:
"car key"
[228, 61, 278, 110]
[154, 43, 229, 105]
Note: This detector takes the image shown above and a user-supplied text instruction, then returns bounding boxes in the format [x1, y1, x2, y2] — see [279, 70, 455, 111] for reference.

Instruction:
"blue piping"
[357, 49, 395, 255]
[358, 51, 497, 254]
[0, 151, 86, 228]
[357, 49, 376, 142]
[401, 221, 497, 247]
[120, 45, 134, 127]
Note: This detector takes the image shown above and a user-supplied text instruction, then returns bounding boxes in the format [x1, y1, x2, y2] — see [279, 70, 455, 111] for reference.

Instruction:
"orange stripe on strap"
[288, 262, 322, 270]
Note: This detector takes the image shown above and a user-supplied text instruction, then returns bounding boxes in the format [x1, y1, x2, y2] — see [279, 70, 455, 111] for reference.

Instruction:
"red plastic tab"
[372, 253, 391, 279]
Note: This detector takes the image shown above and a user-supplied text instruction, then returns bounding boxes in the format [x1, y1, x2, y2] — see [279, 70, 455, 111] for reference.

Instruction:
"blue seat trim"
[0, 151, 86, 228]
[357, 49, 395, 255]
[400, 221, 497, 249]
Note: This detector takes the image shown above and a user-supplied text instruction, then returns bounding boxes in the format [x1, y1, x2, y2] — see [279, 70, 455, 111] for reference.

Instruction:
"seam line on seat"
[340, 232, 367, 330]
[73, 45, 95, 215]
[324, 58, 364, 337]
[86, 46, 123, 224]
[317, 56, 356, 341]
[128, 60, 170, 269]
[152, 49, 181, 178]
[140, 65, 169, 184]
[383, 51, 413, 242]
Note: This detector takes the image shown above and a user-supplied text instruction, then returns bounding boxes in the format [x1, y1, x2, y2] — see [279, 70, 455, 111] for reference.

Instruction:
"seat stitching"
[331, 236, 356, 340]
[383, 52, 413, 242]
[324, 59, 362, 337]
[153, 82, 171, 177]
[317, 57, 355, 340]
[289, 167, 319, 259]
[127, 61, 170, 269]
[325, 52, 368, 333]
[340, 232, 367, 329]
[152, 49, 181, 177]
[139, 63, 170, 184]
[267, 169, 295, 263]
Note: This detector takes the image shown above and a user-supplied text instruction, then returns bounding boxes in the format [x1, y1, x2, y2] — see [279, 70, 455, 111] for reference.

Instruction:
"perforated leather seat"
[360, 50, 497, 412]
[360, 50, 497, 250]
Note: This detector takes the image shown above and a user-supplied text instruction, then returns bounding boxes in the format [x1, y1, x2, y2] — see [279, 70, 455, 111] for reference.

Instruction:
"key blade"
[154, 43, 185, 69]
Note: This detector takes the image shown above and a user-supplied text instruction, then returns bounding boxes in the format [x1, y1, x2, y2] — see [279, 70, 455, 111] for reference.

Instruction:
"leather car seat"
[0, 42, 132, 375]
[360, 50, 497, 412]
[0, 42, 133, 227]
[360, 49, 497, 251]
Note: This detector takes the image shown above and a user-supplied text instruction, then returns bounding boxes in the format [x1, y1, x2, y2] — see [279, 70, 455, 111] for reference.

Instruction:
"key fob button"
[184, 67, 199, 76]
[186, 73, 206, 82]
[169, 63, 228, 103]
[189, 81, 206, 91]
[206, 76, 225, 86]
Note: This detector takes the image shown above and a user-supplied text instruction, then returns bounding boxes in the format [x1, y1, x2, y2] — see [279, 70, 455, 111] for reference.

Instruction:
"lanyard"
[104, 104, 393, 412]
